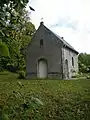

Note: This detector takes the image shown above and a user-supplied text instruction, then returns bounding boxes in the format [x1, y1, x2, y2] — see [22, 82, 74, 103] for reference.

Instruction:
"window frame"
[72, 57, 74, 67]
[40, 39, 43, 48]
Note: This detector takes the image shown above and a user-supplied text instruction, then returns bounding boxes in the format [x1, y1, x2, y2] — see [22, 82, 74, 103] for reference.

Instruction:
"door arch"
[37, 58, 48, 78]
[65, 59, 69, 79]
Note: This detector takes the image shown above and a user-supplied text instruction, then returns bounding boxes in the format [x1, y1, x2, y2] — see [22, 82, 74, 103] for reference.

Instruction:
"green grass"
[0, 72, 90, 120]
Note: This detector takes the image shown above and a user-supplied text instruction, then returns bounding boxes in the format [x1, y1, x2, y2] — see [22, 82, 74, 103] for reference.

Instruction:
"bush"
[71, 73, 83, 78]
[72, 75, 77, 78]
[86, 76, 90, 79]
[18, 71, 26, 79]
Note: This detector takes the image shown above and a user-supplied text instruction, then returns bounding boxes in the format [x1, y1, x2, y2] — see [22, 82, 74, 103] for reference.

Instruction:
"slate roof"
[43, 24, 78, 54]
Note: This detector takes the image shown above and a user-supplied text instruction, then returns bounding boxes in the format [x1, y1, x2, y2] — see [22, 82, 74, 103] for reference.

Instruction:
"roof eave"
[63, 45, 79, 54]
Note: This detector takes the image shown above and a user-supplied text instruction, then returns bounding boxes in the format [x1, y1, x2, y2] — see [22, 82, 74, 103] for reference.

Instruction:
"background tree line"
[78, 53, 90, 73]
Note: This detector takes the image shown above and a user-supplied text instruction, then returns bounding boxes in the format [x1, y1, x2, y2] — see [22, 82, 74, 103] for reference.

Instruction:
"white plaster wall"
[63, 47, 78, 78]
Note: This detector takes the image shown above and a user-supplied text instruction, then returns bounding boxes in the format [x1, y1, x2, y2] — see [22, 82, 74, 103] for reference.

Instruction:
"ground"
[0, 71, 90, 120]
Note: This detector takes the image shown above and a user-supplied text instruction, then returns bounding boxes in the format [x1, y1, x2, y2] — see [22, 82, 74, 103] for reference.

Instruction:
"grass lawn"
[0, 72, 90, 120]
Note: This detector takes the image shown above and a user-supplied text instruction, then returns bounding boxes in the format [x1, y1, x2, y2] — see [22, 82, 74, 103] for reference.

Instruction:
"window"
[69, 50, 70, 55]
[72, 57, 74, 67]
[40, 39, 43, 48]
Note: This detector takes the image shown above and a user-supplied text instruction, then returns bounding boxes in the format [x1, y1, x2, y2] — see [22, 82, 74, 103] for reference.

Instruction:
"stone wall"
[26, 24, 63, 79]
[62, 47, 78, 79]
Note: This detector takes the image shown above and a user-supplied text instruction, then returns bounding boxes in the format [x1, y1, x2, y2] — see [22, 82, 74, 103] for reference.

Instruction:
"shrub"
[71, 73, 82, 78]
[72, 75, 77, 78]
[86, 76, 90, 79]
[18, 71, 26, 79]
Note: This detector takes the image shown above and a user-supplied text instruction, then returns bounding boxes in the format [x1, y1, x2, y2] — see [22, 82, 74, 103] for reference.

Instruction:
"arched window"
[40, 39, 43, 48]
[72, 57, 74, 67]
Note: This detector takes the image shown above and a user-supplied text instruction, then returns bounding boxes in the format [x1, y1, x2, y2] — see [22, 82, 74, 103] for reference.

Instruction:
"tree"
[0, 9, 35, 71]
[0, 0, 36, 71]
[78, 53, 90, 73]
[0, 0, 29, 53]
[0, 42, 9, 57]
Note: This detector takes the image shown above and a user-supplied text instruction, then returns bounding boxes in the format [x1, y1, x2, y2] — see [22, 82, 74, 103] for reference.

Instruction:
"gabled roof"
[41, 23, 78, 54]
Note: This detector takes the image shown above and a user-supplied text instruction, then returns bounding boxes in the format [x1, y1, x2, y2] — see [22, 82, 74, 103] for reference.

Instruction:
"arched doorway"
[65, 59, 69, 79]
[37, 58, 48, 78]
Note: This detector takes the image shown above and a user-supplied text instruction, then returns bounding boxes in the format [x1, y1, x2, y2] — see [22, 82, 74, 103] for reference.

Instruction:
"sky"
[26, 0, 90, 54]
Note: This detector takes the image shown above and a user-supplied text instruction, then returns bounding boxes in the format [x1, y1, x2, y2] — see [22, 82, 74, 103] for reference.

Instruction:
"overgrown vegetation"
[0, 0, 36, 72]
[0, 72, 90, 120]
[78, 53, 90, 73]
[18, 70, 26, 79]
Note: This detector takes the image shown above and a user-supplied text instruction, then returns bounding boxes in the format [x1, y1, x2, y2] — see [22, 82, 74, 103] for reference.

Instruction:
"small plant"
[71, 69, 76, 73]
[72, 75, 77, 78]
[72, 73, 81, 78]
[18, 70, 26, 79]
[86, 76, 90, 79]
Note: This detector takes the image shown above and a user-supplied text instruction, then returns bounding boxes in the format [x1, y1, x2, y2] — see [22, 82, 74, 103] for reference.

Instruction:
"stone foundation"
[27, 72, 62, 80]
[48, 72, 62, 79]
[26, 72, 37, 79]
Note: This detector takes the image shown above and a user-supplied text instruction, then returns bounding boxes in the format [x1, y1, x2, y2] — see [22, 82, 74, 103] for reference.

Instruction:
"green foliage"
[0, 71, 9, 75]
[0, 78, 43, 120]
[78, 53, 90, 73]
[0, 0, 29, 57]
[86, 76, 90, 79]
[18, 71, 26, 79]
[5, 14, 35, 71]
[0, 42, 10, 71]
[0, 107, 9, 120]
[0, 0, 36, 72]
[0, 42, 9, 57]
[0, 73, 90, 120]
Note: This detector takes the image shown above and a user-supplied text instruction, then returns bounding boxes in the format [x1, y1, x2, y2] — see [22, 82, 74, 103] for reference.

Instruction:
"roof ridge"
[42, 24, 78, 54]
